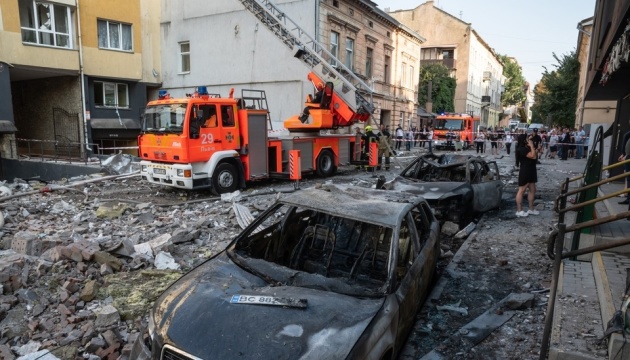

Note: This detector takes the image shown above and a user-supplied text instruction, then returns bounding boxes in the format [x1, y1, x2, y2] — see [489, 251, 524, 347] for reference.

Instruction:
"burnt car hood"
[384, 176, 468, 201]
[153, 252, 385, 359]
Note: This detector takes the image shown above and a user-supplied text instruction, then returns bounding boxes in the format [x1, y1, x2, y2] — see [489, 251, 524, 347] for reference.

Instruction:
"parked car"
[130, 184, 440, 360]
[380, 153, 503, 227]
[526, 123, 545, 134]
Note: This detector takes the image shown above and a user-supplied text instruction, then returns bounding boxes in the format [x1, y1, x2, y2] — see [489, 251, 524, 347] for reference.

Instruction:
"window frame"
[97, 19, 133, 52]
[330, 31, 339, 68]
[366, 48, 373, 79]
[19, 0, 73, 49]
[345, 37, 354, 71]
[179, 41, 191, 74]
[94, 81, 130, 109]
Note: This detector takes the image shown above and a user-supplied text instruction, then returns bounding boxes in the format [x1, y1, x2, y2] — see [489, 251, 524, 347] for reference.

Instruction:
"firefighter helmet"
[365, 125, 372, 132]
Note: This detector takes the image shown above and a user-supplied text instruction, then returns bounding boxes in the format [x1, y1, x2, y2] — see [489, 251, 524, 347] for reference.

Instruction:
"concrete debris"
[101, 153, 140, 175]
[0, 186, 13, 197]
[455, 222, 476, 239]
[441, 221, 460, 236]
[16, 350, 59, 360]
[154, 251, 180, 270]
[436, 300, 469, 316]
[221, 190, 242, 202]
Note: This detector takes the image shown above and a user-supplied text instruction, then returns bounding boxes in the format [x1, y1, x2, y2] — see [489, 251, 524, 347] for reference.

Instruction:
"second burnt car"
[131, 184, 440, 360]
[381, 153, 503, 227]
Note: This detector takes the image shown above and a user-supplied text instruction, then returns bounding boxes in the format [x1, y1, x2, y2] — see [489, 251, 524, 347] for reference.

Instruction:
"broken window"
[19, 0, 72, 48]
[232, 204, 395, 296]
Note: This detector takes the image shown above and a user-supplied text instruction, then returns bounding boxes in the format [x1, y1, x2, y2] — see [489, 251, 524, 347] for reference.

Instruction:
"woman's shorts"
[550, 145, 557, 152]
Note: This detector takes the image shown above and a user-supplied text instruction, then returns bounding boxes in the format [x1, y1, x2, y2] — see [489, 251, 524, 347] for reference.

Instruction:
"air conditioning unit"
[483, 71, 492, 81]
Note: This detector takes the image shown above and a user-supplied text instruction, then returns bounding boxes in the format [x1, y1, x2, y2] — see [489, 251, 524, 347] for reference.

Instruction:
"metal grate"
[161, 345, 198, 360]
[52, 107, 82, 159]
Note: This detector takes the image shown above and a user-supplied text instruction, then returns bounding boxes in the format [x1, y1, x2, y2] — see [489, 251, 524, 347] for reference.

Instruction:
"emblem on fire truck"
[226, 132, 234, 143]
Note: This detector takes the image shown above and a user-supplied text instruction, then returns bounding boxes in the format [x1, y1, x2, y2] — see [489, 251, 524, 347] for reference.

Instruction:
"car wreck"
[131, 184, 440, 360]
[380, 153, 503, 227]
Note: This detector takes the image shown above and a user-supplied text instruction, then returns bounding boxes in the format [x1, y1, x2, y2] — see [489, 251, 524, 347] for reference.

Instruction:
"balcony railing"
[420, 58, 457, 69]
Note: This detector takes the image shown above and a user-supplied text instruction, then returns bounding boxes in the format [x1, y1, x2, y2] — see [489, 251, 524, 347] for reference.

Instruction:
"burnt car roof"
[417, 153, 480, 167]
[279, 185, 425, 228]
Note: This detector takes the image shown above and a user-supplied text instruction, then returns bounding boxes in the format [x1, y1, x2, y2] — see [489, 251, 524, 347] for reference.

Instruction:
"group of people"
[357, 124, 394, 171]
[394, 125, 435, 152]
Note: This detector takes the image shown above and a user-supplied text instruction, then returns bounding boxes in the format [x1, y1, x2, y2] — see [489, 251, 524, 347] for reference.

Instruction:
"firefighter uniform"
[362, 126, 378, 170]
[377, 126, 392, 170]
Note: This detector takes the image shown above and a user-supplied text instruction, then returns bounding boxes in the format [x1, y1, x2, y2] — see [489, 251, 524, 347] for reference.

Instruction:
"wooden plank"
[593, 252, 615, 333]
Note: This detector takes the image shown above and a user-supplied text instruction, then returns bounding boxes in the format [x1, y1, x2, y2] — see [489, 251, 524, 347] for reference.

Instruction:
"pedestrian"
[489, 129, 498, 156]
[515, 133, 539, 217]
[504, 132, 513, 155]
[405, 127, 413, 151]
[446, 128, 455, 148]
[560, 128, 570, 160]
[427, 126, 434, 153]
[531, 128, 543, 164]
[420, 125, 428, 148]
[549, 130, 558, 159]
[395, 125, 404, 151]
[576, 126, 586, 159]
[377, 124, 392, 171]
[298, 82, 324, 123]
[475, 130, 485, 154]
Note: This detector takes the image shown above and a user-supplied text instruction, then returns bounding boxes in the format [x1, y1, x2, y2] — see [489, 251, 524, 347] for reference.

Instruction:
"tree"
[499, 55, 527, 109]
[530, 51, 580, 128]
[418, 64, 455, 114]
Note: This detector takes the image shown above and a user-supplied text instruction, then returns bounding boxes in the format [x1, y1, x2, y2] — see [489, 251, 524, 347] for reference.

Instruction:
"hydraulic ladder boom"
[238, 0, 374, 127]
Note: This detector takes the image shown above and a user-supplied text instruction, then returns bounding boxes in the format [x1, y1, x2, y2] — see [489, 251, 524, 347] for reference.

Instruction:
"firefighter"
[362, 125, 378, 170]
[377, 124, 392, 170]
[298, 82, 325, 123]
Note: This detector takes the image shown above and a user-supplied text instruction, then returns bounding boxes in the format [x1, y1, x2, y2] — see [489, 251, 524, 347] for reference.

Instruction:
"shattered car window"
[229, 204, 395, 297]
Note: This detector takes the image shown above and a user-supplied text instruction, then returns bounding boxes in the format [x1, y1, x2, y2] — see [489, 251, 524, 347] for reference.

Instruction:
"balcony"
[420, 58, 457, 69]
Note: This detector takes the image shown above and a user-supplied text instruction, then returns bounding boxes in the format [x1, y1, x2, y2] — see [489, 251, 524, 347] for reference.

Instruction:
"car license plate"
[153, 168, 166, 175]
[230, 295, 307, 309]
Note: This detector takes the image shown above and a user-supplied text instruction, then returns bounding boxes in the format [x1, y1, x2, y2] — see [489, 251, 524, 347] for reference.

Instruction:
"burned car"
[131, 185, 439, 360]
[382, 153, 503, 226]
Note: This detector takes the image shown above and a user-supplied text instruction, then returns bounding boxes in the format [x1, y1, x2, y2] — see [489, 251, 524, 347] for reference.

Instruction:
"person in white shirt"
[427, 126, 434, 153]
[395, 125, 404, 151]
[475, 131, 485, 154]
[549, 130, 559, 159]
[504, 133, 513, 155]
[576, 126, 586, 159]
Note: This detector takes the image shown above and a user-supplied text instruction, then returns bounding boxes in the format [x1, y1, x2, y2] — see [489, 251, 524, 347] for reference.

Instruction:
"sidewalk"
[550, 176, 630, 359]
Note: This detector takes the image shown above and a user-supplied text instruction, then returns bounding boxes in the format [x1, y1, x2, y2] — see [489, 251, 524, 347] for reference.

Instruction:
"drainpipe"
[76, 0, 92, 152]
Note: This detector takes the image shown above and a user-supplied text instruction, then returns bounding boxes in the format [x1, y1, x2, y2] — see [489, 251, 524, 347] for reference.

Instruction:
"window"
[332, 0, 339, 7]
[94, 81, 129, 108]
[97, 20, 132, 51]
[402, 62, 407, 87]
[409, 65, 415, 89]
[345, 38, 354, 70]
[200, 105, 218, 128]
[349, 8, 354, 16]
[384, 56, 390, 84]
[221, 105, 236, 127]
[366, 48, 373, 79]
[368, 21, 373, 28]
[330, 32, 339, 68]
[19, 0, 72, 48]
[179, 42, 191, 73]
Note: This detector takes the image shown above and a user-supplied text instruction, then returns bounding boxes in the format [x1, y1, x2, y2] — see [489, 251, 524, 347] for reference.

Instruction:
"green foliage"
[530, 51, 580, 128]
[498, 54, 527, 108]
[418, 64, 455, 114]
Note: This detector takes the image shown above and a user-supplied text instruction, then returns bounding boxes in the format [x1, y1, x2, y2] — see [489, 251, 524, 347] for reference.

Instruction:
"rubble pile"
[0, 175, 278, 360]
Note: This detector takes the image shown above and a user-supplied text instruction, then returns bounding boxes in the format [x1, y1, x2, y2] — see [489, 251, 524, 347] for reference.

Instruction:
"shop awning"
[416, 107, 437, 118]
[90, 118, 141, 130]
[0, 120, 18, 133]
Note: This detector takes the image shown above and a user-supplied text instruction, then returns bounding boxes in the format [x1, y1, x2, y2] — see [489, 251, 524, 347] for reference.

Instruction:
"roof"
[279, 184, 424, 227]
[417, 107, 437, 117]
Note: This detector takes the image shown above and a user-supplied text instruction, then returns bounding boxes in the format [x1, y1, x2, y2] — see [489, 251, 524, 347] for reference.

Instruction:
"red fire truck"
[432, 113, 478, 150]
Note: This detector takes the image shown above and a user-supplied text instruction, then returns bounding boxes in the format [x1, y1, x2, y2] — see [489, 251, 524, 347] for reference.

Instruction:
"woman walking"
[504, 133, 513, 155]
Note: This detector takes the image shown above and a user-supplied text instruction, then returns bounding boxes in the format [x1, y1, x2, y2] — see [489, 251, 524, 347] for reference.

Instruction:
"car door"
[470, 160, 503, 212]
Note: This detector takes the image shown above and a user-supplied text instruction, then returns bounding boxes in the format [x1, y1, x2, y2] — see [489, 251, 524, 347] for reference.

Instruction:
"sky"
[376, 0, 596, 86]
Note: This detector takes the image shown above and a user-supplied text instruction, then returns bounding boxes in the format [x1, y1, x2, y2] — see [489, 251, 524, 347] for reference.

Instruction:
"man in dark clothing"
[299, 82, 324, 123]
[531, 128, 543, 164]
[560, 128, 570, 160]
[618, 128, 630, 206]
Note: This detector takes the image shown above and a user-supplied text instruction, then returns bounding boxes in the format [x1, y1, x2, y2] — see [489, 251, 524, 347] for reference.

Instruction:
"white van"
[527, 123, 544, 134]
[515, 122, 528, 133]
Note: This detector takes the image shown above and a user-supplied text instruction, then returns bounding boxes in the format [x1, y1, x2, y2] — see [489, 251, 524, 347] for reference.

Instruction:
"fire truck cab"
[433, 113, 477, 150]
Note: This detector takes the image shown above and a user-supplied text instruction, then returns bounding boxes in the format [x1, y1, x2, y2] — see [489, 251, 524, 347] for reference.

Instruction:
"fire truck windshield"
[436, 119, 464, 131]
[142, 104, 187, 134]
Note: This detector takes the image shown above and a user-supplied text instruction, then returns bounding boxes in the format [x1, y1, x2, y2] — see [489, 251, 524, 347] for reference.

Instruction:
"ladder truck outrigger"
[138, 0, 377, 194]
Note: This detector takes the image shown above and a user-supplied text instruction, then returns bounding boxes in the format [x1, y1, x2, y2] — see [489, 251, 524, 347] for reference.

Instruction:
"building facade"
[387, 0, 504, 129]
[159, 0, 424, 132]
[580, 1, 629, 170]
[0, 0, 161, 159]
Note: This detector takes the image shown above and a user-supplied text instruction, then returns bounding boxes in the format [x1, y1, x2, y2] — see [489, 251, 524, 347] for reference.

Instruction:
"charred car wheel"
[212, 162, 238, 195]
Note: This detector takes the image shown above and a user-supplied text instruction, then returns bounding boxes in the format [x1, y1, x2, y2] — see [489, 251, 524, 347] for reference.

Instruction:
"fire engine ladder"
[240, 89, 273, 130]
[238, 0, 374, 116]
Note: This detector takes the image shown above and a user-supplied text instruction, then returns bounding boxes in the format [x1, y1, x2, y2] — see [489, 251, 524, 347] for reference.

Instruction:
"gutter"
[76, 0, 92, 152]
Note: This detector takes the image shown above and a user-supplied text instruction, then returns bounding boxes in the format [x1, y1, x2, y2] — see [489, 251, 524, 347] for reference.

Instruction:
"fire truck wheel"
[212, 162, 238, 194]
[316, 150, 336, 177]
